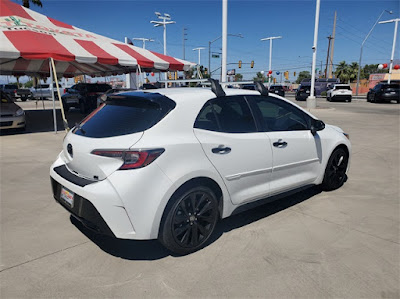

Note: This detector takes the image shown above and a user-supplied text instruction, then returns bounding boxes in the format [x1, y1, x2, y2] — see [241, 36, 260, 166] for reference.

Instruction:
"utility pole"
[327, 11, 336, 78]
[324, 35, 333, 78]
[379, 18, 400, 84]
[183, 27, 187, 60]
[307, 0, 320, 109]
[261, 36, 282, 88]
[221, 0, 228, 82]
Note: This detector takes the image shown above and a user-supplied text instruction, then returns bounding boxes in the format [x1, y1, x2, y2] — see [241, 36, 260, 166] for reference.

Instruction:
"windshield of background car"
[73, 93, 176, 138]
[336, 86, 352, 90]
[0, 91, 13, 103]
[86, 84, 112, 92]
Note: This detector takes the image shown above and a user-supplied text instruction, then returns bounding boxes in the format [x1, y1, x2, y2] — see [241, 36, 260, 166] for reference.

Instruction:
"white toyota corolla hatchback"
[50, 81, 351, 255]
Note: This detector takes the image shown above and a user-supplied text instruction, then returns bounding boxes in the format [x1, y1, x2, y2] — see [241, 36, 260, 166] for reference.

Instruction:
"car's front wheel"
[159, 185, 219, 255]
[321, 147, 349, 191]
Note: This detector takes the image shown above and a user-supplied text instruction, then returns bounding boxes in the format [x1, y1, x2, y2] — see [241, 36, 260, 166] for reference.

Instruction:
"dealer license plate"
[60, 187, 74, 208]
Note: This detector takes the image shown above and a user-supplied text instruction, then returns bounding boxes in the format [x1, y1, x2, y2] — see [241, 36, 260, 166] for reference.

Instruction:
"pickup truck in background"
[31, 83, 65, 100]
[16, 88, 32, 101]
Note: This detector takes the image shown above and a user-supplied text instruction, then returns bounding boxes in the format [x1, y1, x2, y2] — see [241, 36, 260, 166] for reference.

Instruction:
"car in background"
[241, 84, 256, 90]
[141, 83, 159, 90]
[97, 88, 137, 107]
[50, 82, 351, 255]
[0, 84, 18, 99]
[16, 88, 32, 101]
[0, 91, 25, 131]
[326, 84, 352, 102]
[62, 83, 112, 113]
[367, 83, 400, 103]
[31, 83, 65, 100]
[295, 86, 315, 101]
[269, 85, 285, 97]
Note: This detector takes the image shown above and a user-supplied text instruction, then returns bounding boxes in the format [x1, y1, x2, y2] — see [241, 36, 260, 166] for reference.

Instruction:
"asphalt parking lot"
[1, 95, 399, 298]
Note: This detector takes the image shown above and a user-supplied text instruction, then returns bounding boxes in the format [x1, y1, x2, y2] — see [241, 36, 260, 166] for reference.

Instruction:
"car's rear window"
[5, 85, 18, 89]
[271, 86, 283, 90]
[73, 93, 176, 138]
[335, 86, 351, 90]
[86, 84, 112, 92]
[383, 84, 400, 90]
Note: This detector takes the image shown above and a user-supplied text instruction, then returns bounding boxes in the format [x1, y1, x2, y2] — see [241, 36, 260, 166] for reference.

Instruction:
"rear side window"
[246, 95, 310, 132]
[74, 93, 176, 138]
[195, 96, 257, 133]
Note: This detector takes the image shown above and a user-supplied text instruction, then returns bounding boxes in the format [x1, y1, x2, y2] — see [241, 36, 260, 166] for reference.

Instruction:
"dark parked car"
[269, 85, 285, 97]
[62, 83, 112, 113]
[295, 86, 316, 101]
[0, 84, 18, 99]
[367, 83, 400, 103]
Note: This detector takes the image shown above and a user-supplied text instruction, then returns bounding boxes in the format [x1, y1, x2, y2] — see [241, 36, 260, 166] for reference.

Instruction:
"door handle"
[273, 140, 287, 148]
[212, 146, 231, 154]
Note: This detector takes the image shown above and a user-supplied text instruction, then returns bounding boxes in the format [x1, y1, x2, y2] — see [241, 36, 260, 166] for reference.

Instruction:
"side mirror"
[311, 119, 325, 135]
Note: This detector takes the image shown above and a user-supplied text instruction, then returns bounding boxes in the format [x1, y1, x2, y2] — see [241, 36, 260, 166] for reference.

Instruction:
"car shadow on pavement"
[70, 186, 322, 260]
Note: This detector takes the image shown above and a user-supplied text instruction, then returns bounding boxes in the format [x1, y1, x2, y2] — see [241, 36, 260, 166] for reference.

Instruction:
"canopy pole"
[50, 58, 69, 132]
[49, 59, 57, 134]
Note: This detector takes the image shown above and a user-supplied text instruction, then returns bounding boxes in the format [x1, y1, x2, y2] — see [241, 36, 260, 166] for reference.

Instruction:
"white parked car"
[0, 91, 25, 130]
[326, 84, 352, 102]
[50, 81, 351, 255]
[31, 83, 65, 100]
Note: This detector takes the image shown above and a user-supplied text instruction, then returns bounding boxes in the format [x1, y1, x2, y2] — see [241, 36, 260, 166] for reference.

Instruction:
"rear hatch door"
[61, 92, 176, 181]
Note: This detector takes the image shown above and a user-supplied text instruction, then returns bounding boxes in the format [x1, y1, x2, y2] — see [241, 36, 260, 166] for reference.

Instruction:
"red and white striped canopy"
[0, 0, 195, 77]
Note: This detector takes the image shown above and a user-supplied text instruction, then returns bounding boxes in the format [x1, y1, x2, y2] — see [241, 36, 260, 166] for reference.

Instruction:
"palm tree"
[348, 62, 359, 82]
[335, 61, 350, 83]
[21, 0, 42, 8]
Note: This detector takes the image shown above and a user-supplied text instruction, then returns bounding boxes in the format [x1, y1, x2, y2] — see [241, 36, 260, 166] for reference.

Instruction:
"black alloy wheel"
[160, 185, 219, 255]
[321, 147, 349, 191]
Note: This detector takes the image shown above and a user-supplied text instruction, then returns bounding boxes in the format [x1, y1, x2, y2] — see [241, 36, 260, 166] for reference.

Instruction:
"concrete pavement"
[1, 99, 399, 298]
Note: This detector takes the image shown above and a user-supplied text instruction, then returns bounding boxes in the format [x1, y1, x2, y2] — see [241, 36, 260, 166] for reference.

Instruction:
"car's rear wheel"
[159, 185, 219, 255]
[321, 147, 349, 191]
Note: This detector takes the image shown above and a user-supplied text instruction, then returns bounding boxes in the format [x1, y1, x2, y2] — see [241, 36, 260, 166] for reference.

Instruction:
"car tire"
[159, 185, 219, 255]
[321, 147, 349, 191]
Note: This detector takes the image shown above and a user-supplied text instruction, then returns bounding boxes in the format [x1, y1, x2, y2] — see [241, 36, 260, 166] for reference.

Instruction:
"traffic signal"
[250, 61, 254, 68]
[238, 60, 242, 68]
[284, 71, 289, 80]
[273, 78, 277, 83]
[294, 71, 296, 77]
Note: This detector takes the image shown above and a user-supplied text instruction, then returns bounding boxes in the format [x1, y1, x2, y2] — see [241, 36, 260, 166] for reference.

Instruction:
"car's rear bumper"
[331, 95, 352, 102]
[0, 115, 25, 129]
[377, 93, 399, 102]
[50, 154, 174, 240]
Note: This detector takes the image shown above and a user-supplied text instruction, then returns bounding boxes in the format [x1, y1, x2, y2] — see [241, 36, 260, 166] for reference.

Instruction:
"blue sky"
[6, 0, 400, 82]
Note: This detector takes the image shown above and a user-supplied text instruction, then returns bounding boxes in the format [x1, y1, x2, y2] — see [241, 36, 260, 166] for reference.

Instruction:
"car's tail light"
[91, 149, 165, 170]
[64, 88, 66, 94]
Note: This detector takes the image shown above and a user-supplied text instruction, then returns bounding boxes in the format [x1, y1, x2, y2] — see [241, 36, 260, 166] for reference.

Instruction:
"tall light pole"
[193, 47, 205, 65]
[356, 10, 392, 95]
[150, 12, 175, 82]
[183, 27, 188, 59]
[261, 36, 282, 88]
[307, 0, 320, 109]
[221, 0, 228, 82]
[132, 37, 154, 49]
[208, 33, 243, 79]
[379, 18, 399, 84]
